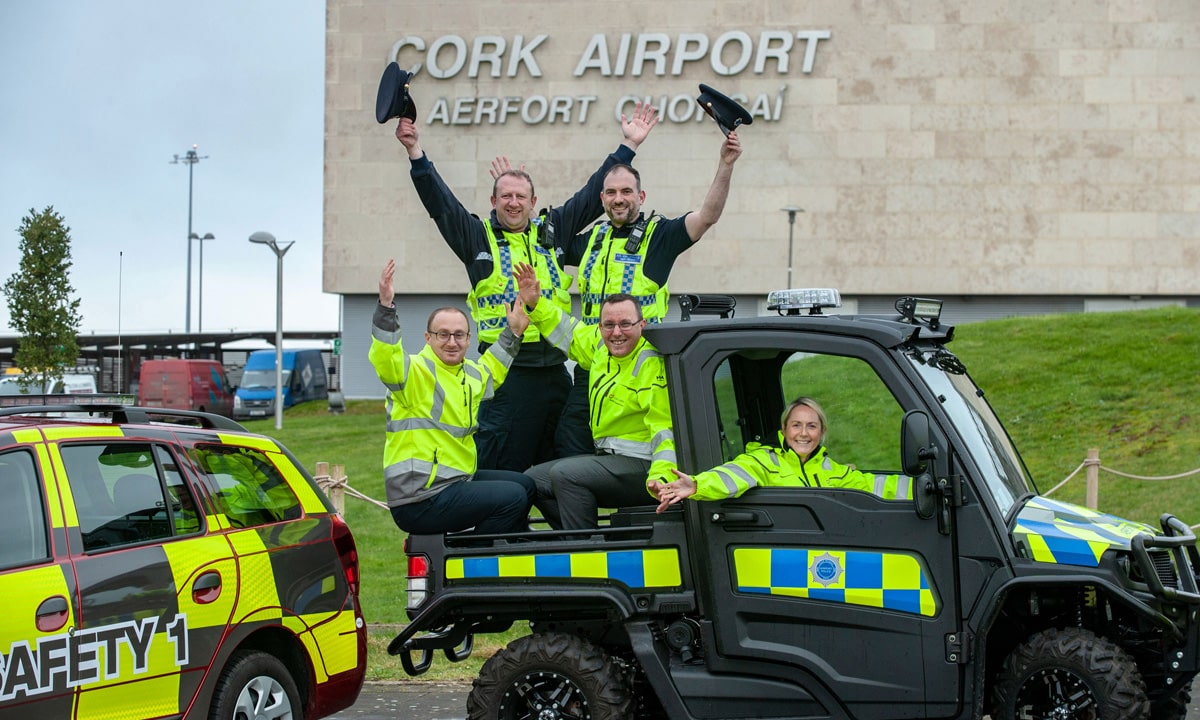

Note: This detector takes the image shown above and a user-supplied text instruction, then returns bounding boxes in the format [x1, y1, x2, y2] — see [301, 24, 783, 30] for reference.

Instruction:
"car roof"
[643, 312, 954, 356]
[0, 404, 247, 433]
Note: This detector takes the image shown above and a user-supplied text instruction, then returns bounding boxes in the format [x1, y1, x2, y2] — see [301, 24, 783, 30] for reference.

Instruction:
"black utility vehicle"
[393, 291, 1199, 720]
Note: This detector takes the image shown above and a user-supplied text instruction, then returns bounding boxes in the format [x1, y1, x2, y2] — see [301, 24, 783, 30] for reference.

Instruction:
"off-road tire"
[991, 627, 1149, 720]
[209, 650, 302, 720]
[467, 632, 632, 720]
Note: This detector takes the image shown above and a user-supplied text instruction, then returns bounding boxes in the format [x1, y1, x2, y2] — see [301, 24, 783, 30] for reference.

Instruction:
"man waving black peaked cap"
[391, 74, 659, 473]
[554, 92, 744, 458]
[375, 62, 417, 124]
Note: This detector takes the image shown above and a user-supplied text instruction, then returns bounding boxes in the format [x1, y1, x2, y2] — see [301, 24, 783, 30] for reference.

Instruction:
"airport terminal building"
[324, 0, 1200, 399]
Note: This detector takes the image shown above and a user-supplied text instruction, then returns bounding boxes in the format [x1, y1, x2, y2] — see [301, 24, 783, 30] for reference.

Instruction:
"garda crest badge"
[809, 552, 844, 587]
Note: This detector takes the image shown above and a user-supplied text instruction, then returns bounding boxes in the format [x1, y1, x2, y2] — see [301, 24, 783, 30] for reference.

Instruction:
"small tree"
[2, 206, 83, 392]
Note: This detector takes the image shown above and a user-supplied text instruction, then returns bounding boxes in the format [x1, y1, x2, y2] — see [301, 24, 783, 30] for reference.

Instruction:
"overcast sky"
[0, 0, 339, 336]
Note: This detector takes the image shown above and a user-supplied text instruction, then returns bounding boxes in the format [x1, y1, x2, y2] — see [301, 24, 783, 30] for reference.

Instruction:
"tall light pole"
[249, 231, 294, 430]
[118, 251, 123, 393]
[171, 144, 209, 334]
[781, 205, 804, 288]
[190, 232, 215, 332]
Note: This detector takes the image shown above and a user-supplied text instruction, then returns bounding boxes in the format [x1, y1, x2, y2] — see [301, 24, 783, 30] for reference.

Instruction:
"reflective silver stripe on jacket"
[385, 417, 473, 438]
[875, 474, 910, 499]
[713, 462, 759, 497]
[596, 436, 655, 460]
[545, 311, 575, 352]
[630, 347, 661, 376]
[372, 323, 401, 346]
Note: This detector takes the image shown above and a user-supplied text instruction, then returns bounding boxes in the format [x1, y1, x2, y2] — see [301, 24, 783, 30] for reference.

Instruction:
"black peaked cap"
[696, 83, 753, 136]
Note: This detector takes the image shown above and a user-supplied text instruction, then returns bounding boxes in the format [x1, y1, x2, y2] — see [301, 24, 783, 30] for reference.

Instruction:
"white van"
[0, 373, 97, 395]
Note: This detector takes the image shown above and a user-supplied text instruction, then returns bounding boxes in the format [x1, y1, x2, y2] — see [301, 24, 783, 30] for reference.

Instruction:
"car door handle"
[709, 510, 772, 527]
[36, 595, 70, 632]
[192, 570, 223, 604]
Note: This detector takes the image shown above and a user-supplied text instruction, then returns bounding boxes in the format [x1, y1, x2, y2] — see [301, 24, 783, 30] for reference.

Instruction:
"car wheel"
[992, 627, 1148, 720]
[467, 632, 631, 720]
[209, 650, 302, 720]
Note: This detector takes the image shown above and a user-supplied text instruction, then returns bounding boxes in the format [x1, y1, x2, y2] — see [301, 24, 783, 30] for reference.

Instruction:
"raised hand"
[490, 156, 526, 180]
[505, 300, 530, 338]
[621, 102, 660, 150]
[379, 258, 396, 307]
[720, 130, 742, 166]
[512, 262, 541, 310]
[395, 118, 422, 160]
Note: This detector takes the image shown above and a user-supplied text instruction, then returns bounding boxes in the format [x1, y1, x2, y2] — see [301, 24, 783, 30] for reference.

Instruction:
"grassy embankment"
[240, 305, 1200, 682]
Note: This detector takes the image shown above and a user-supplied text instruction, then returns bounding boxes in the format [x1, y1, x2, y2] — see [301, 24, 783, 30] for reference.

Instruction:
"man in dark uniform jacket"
[393, 104, 659, 471]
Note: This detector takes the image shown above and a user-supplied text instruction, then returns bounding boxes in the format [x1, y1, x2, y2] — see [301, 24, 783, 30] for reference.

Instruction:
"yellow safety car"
[0, 403, 366, 719]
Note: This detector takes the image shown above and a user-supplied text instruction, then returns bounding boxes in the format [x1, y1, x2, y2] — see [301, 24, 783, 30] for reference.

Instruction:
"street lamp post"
[781, 206, 804, 288]
[118, 251, 123, 393]
[189, 233, 215, 332]
[171, 145, 208, 334]
[249, 231, 294, 430]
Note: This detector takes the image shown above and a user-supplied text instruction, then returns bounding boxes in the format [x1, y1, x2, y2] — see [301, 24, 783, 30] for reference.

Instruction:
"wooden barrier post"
[1084, 448, 1100, 509]
[330, 464, 347, 515]
[313, 461, 346, 516]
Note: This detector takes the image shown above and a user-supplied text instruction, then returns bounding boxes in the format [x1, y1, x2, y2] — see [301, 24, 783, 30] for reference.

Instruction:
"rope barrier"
[313, 462, 389, 515]
[1096, 466, 1200, 482]
[314, 473, 389, 510]
[311, 452, 1200, 529]
[1043, 450, 1200, 530]
[1040, 460, 1087, 498]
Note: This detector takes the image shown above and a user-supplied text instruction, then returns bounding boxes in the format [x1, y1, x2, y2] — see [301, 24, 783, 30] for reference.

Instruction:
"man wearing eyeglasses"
[513, 262, 675, 530]
[394, 104, 659, 477]
[371, 259, 536, 535]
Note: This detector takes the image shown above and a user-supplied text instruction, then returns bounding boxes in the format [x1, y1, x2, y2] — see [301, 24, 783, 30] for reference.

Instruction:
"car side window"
[60, 442, 202, 551]
[155, 445, 203, 535]
[713, 351, 904, 473]
[780, 352, 903, 471]
[190, 444, 302, 528]
[0, 450, 49, 567]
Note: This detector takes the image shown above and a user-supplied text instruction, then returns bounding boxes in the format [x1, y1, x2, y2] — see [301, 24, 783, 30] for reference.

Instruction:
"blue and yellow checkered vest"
[468, 220, 573, 344]
[578, 215, 669, 326]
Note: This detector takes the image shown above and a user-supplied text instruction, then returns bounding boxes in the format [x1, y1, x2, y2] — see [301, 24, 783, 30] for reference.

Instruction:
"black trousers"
[476, 363, 571, 472]
[554, 363, 595, 458]
[390, 471, 535, 535]
[528, 453, 653, 530]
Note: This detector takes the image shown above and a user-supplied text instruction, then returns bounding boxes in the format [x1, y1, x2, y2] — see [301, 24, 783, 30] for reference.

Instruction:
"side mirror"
[901, 410, 939, 521]
[901, 410, 935, 476]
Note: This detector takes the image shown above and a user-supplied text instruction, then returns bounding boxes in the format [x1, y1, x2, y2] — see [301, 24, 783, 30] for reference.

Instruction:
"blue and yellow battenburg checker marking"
[733, 547, 939, 617]
[1013, 496, 1155, 567]
[446, 548, 682, 588]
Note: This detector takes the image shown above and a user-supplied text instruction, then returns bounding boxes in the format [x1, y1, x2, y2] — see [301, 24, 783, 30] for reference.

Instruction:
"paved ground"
[329, 677, 1200, 720]
[328, 682, 470, 720]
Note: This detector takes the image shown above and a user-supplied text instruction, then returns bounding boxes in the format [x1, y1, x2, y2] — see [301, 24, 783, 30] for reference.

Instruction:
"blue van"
[233, 348, 328, 419]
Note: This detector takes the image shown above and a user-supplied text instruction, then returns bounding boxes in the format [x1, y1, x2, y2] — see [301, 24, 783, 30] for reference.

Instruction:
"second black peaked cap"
[696, 84, 753, 136]
[375, 62, 416, 124]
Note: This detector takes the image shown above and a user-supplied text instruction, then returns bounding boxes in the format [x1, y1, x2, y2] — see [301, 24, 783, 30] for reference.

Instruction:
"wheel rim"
[1015, 667, 1099, 720]
[500, 669, 590, 720]
[233, 673, 294, 720]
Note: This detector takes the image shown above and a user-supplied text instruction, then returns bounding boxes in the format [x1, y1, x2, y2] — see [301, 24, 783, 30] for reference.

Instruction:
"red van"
[137, 359, 235, 417]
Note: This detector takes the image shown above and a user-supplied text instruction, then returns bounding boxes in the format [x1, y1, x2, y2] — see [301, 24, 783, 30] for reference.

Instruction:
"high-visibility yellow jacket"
[576, 216, 668, 325]
[369, 303, 521, 507]
[689, 441, 912, 501]
[528, 301, 676, 487]
[468, 219, 572, 344]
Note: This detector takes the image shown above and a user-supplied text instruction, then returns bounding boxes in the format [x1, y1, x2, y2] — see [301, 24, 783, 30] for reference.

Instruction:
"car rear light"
[330, 514, 361, 597]
[407, 553, 430, 611]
